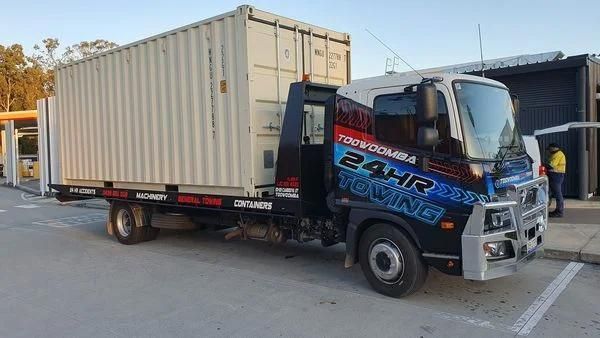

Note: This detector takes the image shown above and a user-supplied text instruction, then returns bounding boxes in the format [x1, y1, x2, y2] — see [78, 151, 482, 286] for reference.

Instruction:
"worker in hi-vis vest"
[545, 143, 567, 217]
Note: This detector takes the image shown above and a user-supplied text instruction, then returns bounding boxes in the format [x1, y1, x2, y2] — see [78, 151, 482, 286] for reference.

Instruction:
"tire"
[110, 203, 159, 245]
[359, 223, 428, 298]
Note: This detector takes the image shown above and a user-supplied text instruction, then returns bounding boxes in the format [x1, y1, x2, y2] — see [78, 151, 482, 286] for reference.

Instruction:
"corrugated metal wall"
[493, 68, 580, 196]
[587, 59, 600, 194]
[3, 121, 17, 185]
[56, 13, 250, 195]
[37, 97, 61, 195]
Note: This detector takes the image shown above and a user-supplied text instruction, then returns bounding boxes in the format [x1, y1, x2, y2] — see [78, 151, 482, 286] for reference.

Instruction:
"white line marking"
[0, 210, 6, 213]
[435, 311, 514, 333]
[27, 196, 46, 201]
[14, 204, 40, 209]
[20, 192, 46, 201]
[512, 262, 584, 335]
[32, 213, 107, 228]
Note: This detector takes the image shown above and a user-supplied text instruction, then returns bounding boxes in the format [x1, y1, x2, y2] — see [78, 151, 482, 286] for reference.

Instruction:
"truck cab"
[317, 73, 548, 294]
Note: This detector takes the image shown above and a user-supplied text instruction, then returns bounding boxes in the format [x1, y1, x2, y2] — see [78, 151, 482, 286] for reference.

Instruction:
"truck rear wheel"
[359, 223, 428, 297]
[111, 202, 159, 245]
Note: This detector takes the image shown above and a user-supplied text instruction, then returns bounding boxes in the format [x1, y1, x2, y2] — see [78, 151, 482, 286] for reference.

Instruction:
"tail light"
[539, 165, 547, 176]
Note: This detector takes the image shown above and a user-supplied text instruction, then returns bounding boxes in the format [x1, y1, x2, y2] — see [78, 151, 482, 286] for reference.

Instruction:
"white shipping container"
[56, 5, 350, 197]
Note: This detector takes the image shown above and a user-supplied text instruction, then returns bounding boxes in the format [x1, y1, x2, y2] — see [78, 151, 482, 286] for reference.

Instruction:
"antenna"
[478, 24, 485, 78]
[365, 28, 424, 79]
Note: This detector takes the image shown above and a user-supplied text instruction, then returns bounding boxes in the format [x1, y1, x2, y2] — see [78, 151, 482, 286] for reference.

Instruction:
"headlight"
[483, 241, 510, 260]
[484, 209, 512, 231]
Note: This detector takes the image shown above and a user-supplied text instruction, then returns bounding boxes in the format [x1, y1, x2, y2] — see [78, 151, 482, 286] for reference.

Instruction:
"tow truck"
[53, 73, 548, 297]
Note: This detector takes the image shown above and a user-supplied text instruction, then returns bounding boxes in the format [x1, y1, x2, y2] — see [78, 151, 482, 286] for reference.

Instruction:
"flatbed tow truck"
[53, 73, 548, 297]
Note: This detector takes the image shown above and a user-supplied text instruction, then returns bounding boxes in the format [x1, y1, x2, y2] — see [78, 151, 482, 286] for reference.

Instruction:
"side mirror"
[511, 94, 520, 119]
[416, 83, 438, 124]
[417, 126, 439, 148]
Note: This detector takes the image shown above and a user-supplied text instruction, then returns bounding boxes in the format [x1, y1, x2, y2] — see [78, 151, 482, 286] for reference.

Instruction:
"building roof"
[417, 51, 565, 74]
[390, 51, 600, 78]
[0, 110, 38, 122]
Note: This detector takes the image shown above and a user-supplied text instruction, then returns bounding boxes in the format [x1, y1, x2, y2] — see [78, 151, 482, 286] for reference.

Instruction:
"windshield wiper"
[466, 105, 476, 128]
[495, 134, 523, 173]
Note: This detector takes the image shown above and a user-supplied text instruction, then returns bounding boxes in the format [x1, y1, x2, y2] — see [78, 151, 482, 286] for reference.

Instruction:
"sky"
[2, 0, 599, 79]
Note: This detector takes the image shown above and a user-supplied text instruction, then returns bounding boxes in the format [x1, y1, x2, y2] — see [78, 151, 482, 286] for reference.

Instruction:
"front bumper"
[462, 176, 548, 280]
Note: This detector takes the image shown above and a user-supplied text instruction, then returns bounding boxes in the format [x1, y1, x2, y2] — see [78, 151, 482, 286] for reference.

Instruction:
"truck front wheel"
[358, 223, 428, 297]
[110, 203, 159, 245]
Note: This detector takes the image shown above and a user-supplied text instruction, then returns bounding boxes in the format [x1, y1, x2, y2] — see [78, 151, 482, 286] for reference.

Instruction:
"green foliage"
[0, 38, 118, 111]
[18, 135, 38, 155]
[62, 39, 119, 63]
[0, 44, 28, 112]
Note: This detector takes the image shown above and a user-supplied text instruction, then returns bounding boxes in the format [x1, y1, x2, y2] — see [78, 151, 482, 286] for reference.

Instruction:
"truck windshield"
[454, 82, 525, 160]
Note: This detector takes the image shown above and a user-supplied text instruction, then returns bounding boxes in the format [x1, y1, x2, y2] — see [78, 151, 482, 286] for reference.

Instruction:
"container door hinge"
[263, 122, 281, 132]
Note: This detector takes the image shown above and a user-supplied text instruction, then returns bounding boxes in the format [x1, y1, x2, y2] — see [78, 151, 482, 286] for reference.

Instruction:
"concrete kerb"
[543, 223, 600, 265]
[543, 248, 581, 262]
[579, 232, 600, 264]
[14, 184, 41, 196]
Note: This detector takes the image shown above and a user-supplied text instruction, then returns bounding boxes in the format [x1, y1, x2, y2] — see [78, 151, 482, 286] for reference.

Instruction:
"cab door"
[365, 85, 469, 254]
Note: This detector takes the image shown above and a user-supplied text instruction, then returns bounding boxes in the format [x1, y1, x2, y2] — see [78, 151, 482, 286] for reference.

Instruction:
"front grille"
[518, 182, 547, 216]
[504, 177, 548, 240]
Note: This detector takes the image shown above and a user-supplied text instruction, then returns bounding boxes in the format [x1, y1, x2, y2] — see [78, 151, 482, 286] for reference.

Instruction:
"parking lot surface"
[1, 186, 599, 337]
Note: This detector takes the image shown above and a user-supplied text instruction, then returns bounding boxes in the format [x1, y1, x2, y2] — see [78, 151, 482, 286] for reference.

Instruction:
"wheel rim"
[368, 238, 405, 284]
[116, 209, 133, 237]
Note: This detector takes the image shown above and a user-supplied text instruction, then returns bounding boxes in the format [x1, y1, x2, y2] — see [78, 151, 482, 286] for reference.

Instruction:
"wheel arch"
[108, 201, 154, 239]
[344, 208, 421, 268]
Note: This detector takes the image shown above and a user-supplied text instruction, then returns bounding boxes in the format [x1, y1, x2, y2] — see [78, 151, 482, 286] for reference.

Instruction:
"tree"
[16, 61, 48, 111]
[0, 38, 118, 112]
[62, 39, 118, 63]
[32, 38, 61, 70]
[33, 38, 118, 95]
[0, 44, 27, 112]
[32, 38, 61, 94]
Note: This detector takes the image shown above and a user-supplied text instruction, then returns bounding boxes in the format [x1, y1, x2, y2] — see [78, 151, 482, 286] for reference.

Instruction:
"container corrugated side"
[56, 5, 350, 196]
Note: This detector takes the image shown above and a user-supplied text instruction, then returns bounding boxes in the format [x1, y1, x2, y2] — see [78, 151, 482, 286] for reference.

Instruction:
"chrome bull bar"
[462, 176, 549, 280]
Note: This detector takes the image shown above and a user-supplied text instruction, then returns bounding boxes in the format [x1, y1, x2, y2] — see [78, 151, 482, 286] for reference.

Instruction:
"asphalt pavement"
[1, 186, 599, 337]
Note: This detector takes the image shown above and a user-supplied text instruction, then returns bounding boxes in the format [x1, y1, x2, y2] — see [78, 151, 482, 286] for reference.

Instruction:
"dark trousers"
[548, 172, 565, 214]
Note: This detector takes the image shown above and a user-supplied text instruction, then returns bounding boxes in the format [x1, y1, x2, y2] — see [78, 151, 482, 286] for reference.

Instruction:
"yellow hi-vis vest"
[549, 150, 566, 173]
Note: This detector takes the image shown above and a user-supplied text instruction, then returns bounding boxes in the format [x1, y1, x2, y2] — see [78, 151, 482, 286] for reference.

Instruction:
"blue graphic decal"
[484, 157, 534, 193]
[335, 144, 489, 209]
[338, 170, 445, 225]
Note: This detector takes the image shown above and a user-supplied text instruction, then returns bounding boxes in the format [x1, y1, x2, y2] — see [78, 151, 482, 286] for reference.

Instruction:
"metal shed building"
[475, 54, 600, 199]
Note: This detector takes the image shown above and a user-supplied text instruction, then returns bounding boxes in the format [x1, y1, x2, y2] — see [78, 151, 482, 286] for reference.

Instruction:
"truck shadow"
[75, 221, 566, 327]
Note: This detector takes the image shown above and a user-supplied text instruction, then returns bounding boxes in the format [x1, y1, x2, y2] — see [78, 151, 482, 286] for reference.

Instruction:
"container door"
[301, 31, 350, 86]
[246, 19, 304, 195]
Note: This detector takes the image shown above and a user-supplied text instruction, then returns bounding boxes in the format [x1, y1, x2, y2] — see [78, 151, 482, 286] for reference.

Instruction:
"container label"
[208, 47, 216, 137]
